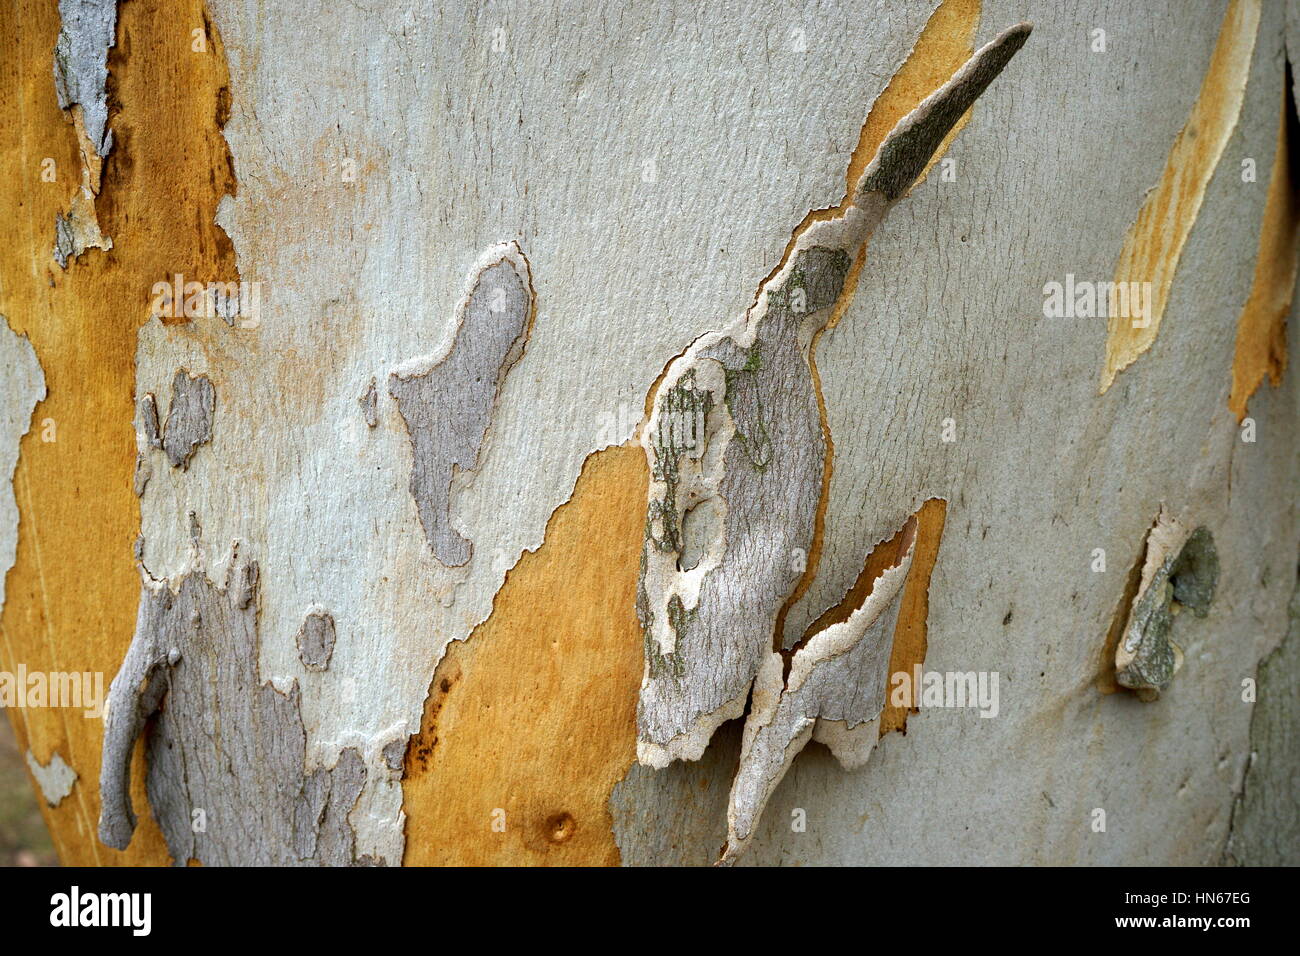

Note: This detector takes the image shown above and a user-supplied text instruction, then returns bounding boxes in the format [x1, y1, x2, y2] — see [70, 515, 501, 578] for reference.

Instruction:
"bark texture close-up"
[1, 0, 1298, 868]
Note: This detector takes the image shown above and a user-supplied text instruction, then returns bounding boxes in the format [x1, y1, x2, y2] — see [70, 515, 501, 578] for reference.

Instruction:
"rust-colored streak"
[877, 498, 947, 736]
[1229, 88, 1299, 421]
[799, 499, 947, 738]
[1100, 0, 1260, 393]
[0, 0, 237, 864]
[402, 445, 647, 866]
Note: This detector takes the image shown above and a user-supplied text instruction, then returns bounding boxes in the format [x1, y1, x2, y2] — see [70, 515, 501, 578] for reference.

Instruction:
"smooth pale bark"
[0, 0, 1297, 866]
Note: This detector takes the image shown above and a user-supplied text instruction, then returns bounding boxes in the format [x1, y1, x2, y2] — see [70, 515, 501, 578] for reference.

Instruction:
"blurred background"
[0, 715, 57, 866]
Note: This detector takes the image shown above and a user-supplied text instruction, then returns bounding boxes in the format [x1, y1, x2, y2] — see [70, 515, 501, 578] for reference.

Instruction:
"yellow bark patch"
[402, 445, 647, 865]
[0, 0, 237, 864]
[1100, 0, 1260, 393]
[877, 498, 947, 736]
[1228, 91, 1298, 421]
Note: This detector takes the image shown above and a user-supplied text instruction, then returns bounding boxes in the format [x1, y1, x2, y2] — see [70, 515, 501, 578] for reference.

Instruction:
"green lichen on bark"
[724, 343, 771, 471]
[646, 369, 714, 553]
[642, 594, 689, 681]
[1118, 526, 1219, 697]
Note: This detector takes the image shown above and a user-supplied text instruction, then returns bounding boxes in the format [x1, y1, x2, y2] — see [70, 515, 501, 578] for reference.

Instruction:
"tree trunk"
[1, 0, 1297, 866]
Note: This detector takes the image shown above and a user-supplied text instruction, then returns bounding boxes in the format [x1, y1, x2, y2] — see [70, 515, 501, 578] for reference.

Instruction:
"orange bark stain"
[402, 445, 647, 865]
[1101, 0, 1261, 392]
[1228, 88, 1299, 421]
[0, 0, 237, 864]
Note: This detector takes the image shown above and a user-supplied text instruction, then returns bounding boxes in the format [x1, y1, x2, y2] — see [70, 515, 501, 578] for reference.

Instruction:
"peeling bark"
[3, 0, 1298, 870]
[635, 19, 1028, 771]
[0, 317, 46, 613]
[50, 0, 117, 267]
[722, 518, 918, 862]
[160, 369, 215, 470]
[52, 0, 116, 157]
[99, 554, 371, 866]
[1112, 509, 1219, 700]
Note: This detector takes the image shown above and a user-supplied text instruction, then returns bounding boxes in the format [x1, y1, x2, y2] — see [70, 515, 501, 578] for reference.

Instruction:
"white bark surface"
[3, 0, 1295, 866]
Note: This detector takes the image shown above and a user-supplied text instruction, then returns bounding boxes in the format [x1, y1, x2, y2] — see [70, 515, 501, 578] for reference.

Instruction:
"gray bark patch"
[637, 246, 850, 756]
[296, 608, 337, 672]
[381, 737, 407, 772]
[390, 244, 534, 567]
[52, 213, 78, 270]
[132, 456, 151, 496]
[857, 23, 1031, 203]
[1116, 518, 1219, 699]
[132, 392, 159, 496]
[161, 369, 215, 469]
[98, 557, 372, 865]
[138, 392, 162, 448]
[0, 315, 46, 614]
[53, 0, 117, 158]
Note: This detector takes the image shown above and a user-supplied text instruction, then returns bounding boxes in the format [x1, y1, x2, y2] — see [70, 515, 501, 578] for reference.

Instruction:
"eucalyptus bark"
[1, 0, 1297, 867]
